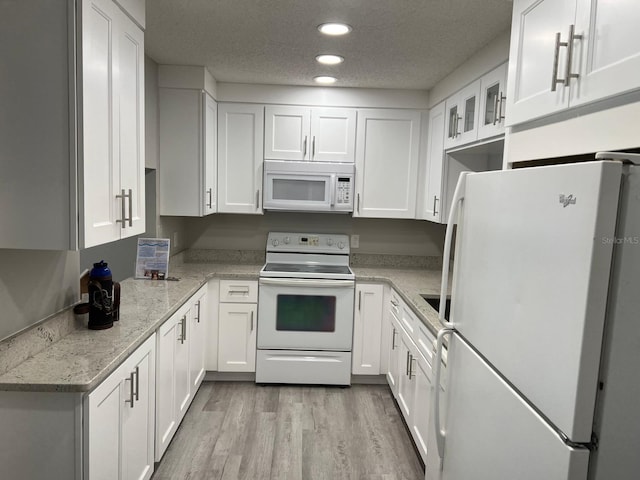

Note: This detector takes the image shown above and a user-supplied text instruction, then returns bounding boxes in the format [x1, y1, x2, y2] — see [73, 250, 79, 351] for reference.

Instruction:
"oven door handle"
[259, 278, 354, 288]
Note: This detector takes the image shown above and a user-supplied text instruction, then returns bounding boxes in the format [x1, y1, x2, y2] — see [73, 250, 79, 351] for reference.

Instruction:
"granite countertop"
[0, 260, 446, 393]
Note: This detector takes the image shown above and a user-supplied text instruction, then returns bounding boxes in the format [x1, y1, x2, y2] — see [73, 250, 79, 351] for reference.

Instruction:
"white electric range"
[256, 232, 355, 385]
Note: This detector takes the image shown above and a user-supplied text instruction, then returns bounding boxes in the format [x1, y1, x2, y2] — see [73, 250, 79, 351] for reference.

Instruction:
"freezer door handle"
[439, 172, 468, 327]
[433, 327, 454, 463]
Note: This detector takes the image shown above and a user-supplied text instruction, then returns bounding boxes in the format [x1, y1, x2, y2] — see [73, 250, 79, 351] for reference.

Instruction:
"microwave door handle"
[330, 174, 336, 206]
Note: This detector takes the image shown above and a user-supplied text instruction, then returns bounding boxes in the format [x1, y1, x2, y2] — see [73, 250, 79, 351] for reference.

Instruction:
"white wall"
[0, 251, 79, 341]
[185, 213, 445, 257]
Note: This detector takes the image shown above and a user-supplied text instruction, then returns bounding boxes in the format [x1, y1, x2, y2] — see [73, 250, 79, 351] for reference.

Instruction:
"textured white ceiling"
[145, 0, 513, 90]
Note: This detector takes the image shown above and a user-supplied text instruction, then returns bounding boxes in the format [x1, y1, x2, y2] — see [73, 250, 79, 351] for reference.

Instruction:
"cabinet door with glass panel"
[444, 80, 481, 149]
[477, 62, 508, 140]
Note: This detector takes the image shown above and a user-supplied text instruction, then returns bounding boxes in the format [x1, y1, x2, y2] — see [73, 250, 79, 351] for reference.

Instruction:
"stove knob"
[338, 241, 345, 249]
[284, 236, 291, 244]
[272, 239, 280, 247]
[327, 238, 334, 246]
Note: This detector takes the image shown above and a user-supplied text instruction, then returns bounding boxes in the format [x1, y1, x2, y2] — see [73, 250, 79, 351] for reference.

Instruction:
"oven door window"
[276, 294, 336, 332]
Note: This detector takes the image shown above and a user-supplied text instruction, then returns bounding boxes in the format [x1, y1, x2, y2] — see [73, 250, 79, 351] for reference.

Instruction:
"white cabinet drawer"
[389, 289, 402, 321]
[219, 280, 258, 303]
[415, 322, 436, 366]
[401, 303, 418, 337]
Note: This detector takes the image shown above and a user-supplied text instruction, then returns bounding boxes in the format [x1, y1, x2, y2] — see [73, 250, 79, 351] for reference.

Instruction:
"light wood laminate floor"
[152, 381, 424, 480]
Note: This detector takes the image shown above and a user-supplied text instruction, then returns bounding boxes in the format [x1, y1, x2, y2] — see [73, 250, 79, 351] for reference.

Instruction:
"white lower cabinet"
[411, 352, 433, 462]
[218, 303, 257, 372]
[384, 289, 446, 466]
[385, 290, 403, 395]
[352, 283, 385, 375]
[156, 301, 190, 460]
[189, 284, 208, 391]
[396, 326, 417, 420]
[85, 334, 156, 480]
[155, 284, 209, 461]
[218, 280, 258, 372]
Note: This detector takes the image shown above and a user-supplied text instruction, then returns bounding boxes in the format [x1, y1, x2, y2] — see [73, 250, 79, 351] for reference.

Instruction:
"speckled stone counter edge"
[0, 261, 446, 393]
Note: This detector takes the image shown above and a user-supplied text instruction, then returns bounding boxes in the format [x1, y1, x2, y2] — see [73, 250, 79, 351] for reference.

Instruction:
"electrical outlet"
[350, 234, 360, 249]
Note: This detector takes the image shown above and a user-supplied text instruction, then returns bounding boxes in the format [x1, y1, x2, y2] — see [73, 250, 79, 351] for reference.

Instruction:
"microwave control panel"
[336, 177, 352, 204]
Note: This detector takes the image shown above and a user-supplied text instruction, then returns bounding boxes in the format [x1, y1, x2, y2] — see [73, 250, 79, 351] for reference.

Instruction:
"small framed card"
[135, 238, 171, 280]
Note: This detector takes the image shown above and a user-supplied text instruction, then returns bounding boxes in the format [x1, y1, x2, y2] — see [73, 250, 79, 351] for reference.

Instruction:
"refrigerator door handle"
[440, 171, 469, 327]
[433, 327, 454, 462]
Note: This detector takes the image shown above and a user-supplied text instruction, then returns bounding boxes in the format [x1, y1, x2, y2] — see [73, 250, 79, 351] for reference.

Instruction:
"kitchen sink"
[420, 294, 451, 321]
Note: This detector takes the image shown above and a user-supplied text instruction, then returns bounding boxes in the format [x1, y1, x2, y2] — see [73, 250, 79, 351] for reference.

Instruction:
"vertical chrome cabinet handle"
[196, 301, 201, 323]
[357, 193, 361, 213]
[391, 328, 397, 350]
[448, 111, 456, 138]
[116, 189, 126, 229]
[358, 290, 362, 311]
[250, 310, 254, 332]
[127, 189, 133, 227]
[551, 31, 568, 91]
[255, 190, 260, 209]
[498, 93, 506, 123]
[454, 115, 461, 138]
[206, 188, 212, 208]
[433, 195, 439, 216]
[134, 366, 139, 401]
[409, 355, 416, 380]
[178, 315, 186, 344]
[124, 371, 135, 408]
[564, 24, 582, 86]
[406, 350, 411, 376]
[303, 136, 308, 157]
[492, 92, 500, 125]
[312, 136, 316, 158]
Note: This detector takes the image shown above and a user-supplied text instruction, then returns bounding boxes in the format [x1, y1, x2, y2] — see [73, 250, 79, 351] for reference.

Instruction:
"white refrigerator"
[427, 158, 640, 480]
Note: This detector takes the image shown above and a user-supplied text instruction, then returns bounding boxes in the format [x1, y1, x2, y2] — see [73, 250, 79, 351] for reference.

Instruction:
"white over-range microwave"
[263, 160, 355, 213]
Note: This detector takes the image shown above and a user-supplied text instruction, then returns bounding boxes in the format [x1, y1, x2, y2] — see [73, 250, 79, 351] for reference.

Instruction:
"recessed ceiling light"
[315, 54, 344, 65]
[317, 23, 352, 36]
[314, 76, 337, 85]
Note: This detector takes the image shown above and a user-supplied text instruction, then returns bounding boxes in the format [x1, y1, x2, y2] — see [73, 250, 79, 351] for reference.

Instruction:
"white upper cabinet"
[420, 102, 446, 223]
[0, 0, 145, 250]
[506, 0, 640, 126]
[159, 89, 217, 216]
[477, 62, 508, 140]
[572, 0, 640, 108]
[444, 80, 481, 150]
[264, 106, 309, 160]
[264, 106, 356, 162]
[81, 0, 146, 248]
[354, 109, 421, 218]
[218, 103, 265, 214]
[204, 95, 218, 214]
